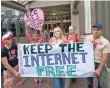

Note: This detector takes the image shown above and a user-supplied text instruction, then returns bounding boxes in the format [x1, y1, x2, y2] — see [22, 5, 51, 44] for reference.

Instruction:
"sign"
[24, 8, 44, 30]
[18, 43, 95, 78]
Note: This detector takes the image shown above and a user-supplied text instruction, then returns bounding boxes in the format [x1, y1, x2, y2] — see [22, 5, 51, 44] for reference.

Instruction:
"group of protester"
[1, 23, 110, 88]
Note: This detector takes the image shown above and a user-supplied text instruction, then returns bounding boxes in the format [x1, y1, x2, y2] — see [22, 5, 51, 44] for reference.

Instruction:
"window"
[66, 16, 69, 20]
[5, 10, 12, 17]
[53, 24, 56, 28]
[44, 24, 47, 29]
[10, 17, 17, 37]
[10, 23, 16, 36]
[19, 17, 26, 37]
[1, 18, 8, 36]
[63, 22, 71, 33]
[1, 11, 5, 17]
[1, 28, 7, 36]
[19, 22, 25, 37]
[48, 24, 51, 30]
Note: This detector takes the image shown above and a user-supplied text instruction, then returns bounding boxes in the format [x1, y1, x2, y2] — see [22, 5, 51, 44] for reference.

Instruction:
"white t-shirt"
[85, 35, 110, 63]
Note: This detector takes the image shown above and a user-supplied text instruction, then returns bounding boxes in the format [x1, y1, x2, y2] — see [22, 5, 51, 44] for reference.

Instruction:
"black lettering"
[77, 43, 84, 52]
[34, 10, 38, 15]
[59, 44, 67, 52]
[79, 53, 87, 63]
[23, 56, 31, 67]
[23, 45, 29, 54]
[26, 13, 29, 18]
[45, 44, 52, 53]
[38, 44, 45, 53]
[71, 53, 79, 64]
[68, 43, 75, 52]
[31, 45, 37, 54]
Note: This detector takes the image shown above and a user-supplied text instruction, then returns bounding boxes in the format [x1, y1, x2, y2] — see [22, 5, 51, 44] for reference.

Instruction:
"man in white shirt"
[85, 23, 110, 88]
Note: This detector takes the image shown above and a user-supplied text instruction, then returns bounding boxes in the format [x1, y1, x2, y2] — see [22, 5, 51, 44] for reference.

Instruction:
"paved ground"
[16, 78, 98, 88]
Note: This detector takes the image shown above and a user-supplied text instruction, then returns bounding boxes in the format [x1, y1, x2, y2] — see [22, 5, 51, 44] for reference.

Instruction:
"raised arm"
[25, 25, 33, 43]
[38, 31, 45, 43]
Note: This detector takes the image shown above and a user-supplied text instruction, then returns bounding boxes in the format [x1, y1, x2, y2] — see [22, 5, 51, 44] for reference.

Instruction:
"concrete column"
[15, 10, 19, 16]
[79, 1, 85, 35]
[104, 2, 110, 88]
[84, 0, 91, 34]
[105, 1, 110, 68]
[15, 10, 20, 42]
[104, 1, 110, 41]
[70, 1, 80, 35]
[96, 1, 103, 24]
[90, 1, 97, 26]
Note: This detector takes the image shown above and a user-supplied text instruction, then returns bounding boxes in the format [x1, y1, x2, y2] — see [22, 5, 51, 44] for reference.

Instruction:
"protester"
[67, 25, 81, 84]
[1, 31, 16, 48]
[1, 32, 20, 88]
[25, 25, 45, 87]
[49, 29, 54, 38]
[49, 27, 68, 88]
[85, 23, 110, 88]
[44, 28, 49, 42]
[68, 26, 80, 43]
[26, 25, 45, 43]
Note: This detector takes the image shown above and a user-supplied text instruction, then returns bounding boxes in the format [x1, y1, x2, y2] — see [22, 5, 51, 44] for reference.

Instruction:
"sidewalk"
[17, 78, 97, 88]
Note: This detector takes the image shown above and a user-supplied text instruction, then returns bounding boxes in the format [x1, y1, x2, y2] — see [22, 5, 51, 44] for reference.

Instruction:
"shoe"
[38, 80, 42, 86]
[72, 78, 76, 83]
[35, 80, 39, 87]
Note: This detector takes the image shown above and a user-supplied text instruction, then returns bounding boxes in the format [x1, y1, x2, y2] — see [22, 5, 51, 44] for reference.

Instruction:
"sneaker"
[71, 78, 76, 83]
[38, 80, 42, 86]
[35, 80, 39, 87]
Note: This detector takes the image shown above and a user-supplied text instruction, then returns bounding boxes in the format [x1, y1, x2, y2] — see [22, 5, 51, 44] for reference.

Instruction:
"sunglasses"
[6, 37, 12, 40]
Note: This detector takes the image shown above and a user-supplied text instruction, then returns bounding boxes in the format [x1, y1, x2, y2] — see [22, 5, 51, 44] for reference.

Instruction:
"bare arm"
[98, 41, 110, 70]
[98, 53, 108, 70]
[38, 33, 45, 43]
[95, 41, 110, 76]
[25, 26, 33, 42]
[77, 36, 81, 42]
[2, 57, 19, 76]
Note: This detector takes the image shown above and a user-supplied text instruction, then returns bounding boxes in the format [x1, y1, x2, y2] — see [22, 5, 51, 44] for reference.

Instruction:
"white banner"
[18, 43, 95, 78]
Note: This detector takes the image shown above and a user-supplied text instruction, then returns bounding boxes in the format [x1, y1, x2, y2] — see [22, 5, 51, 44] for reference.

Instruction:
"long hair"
[53, 27, 65, 40]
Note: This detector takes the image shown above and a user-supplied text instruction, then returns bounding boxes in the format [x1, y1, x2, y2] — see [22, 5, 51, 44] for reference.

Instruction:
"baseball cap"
[93, 23, 103, 29]
[7, 31, 13, 36]
[2, 31, 12, 40]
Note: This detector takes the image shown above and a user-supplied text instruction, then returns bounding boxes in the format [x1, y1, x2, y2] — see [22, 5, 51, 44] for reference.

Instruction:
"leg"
[34, 77, 39, 87]
[98, 66, 107, 88]
[38, 78, 43, 86]
[14, 66, 22, 85]
[64, 78, 70, 88]
[53, 78, 60, 88]
[87, 77, 94, 88]
[60, 78, 65, 88]
[3, 70, 15, 88]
